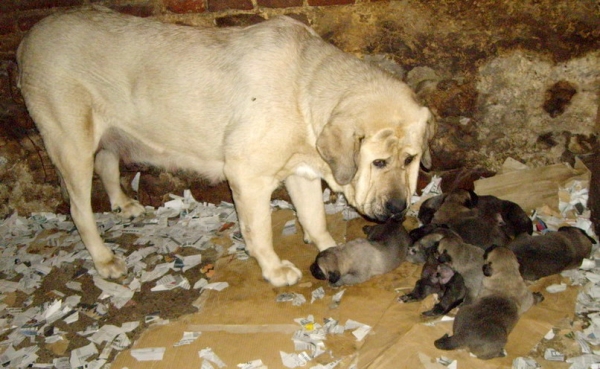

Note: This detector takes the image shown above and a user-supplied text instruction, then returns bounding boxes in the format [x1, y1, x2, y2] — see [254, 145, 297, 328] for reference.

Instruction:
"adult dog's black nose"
[386, 198, 407, 217]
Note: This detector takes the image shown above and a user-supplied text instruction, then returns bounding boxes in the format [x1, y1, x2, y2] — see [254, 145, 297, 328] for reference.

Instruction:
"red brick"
[17, 14, 49, 32]
[307, 0, 354, 6]
[215, 14, 265, 27]
[0, 1, 18, 14]
[0, 35, 20, 57]
[0, 15, 17, 35]
[257, 0, 302, 8]
[110, 5, 155, 18]
[18, 0, 84, 11]
[283, 13, 309, 25]
[207, 0, 253, 12]
[164, 0, 205, 13]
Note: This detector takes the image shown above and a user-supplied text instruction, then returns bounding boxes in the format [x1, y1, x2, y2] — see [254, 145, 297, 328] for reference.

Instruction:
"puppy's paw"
[95, 254, 127, 279]
[113, 199, 145, 219]
[263, 260, 302, 287]
[399, 294, 417, 303]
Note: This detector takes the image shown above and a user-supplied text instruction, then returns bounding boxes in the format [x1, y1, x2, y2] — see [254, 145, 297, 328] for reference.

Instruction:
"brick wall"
[0, 0, 369, 61]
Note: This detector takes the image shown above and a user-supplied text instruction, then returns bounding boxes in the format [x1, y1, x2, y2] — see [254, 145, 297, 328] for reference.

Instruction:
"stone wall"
[0, 0, 598, 217]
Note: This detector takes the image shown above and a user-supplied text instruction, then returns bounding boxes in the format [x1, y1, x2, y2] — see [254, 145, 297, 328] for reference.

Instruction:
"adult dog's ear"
[316, 117, 362, 185]
[420, 107, 437, 170]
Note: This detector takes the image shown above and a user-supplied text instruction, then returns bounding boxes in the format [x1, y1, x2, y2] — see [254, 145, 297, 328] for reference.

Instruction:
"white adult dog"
[17, 6, 436, 286]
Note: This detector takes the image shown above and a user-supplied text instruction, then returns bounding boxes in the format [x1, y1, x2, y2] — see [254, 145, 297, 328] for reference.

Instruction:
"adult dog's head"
[317, 80, 436, 222]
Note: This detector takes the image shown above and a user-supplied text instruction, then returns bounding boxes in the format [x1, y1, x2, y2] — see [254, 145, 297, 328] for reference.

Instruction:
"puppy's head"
[310, 250, 341, 285]
[558, 226, 597, 245]
[444, 189, 478, 209]
[317, 78, 436, 222]
[482, 245, 519, 277]
[420, 228, 463, 264]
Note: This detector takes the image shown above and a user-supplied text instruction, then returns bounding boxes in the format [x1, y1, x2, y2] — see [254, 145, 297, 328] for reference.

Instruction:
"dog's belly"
[99, 126, 227, 182]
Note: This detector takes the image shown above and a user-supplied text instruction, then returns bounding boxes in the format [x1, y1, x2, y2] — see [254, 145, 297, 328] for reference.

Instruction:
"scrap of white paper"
[237, 359, 267, 369]
[311, 287, 325, 304]
[546, 283, 568, 293]
[544, 348, 565, 361]
[198, 347, 226, 368]
[131, 172, 141, 192]
[174, 331, 201, 347]
[92, 276, 135, 309]
[512, 356, 541, 369]
[281, 350, 311, 368]
[130, 347, 166, 362]
[202, 282, 229, 291]
[70, 342, 98, 368]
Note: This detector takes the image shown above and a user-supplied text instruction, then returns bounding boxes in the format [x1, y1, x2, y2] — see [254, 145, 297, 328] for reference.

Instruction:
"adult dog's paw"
[263, 260, 302, 287]
[113, 199, 145, 219]
[95, 254, 127, 279]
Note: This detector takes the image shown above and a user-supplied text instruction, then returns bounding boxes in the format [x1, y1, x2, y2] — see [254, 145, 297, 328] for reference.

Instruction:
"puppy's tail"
[434, 334, 461, 351]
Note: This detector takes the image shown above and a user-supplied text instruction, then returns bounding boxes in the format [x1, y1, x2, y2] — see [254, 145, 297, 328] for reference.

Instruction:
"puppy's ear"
[418, 194, 445, 225]
[328, 270, 341, 285]
[310, 262, 327, 280]
[437, 249, 452, 263]
[482, 262, 493, 277]
[420, 107, 436, 170]
[483, 244, 500, 260]
[316, 117, 363, 185]
[466, 190, 479, 208]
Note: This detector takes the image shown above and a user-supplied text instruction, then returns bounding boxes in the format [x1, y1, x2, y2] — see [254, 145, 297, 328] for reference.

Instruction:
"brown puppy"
[435, 246, 543, 360]
[415, 189, 532, 249]
[508, 226, 596, 280]
[431, 228, 485, 303]
[310, 218, 411, 286]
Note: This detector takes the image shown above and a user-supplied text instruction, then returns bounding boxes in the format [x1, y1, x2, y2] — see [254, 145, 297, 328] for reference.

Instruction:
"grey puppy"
[310, 218, 411, 286]
[435, 246, 543, 359]
[430, 228, 485, 303]
[414, 189, 532, 249]
[508, 226, 596, 280]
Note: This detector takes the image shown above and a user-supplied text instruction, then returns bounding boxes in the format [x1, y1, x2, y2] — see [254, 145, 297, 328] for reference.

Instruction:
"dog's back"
[508, 226, 594, 280]
[435, 295, 518, 359]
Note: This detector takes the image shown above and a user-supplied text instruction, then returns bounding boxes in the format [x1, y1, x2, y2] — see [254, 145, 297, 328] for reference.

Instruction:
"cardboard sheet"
[111, 162, 591, 368]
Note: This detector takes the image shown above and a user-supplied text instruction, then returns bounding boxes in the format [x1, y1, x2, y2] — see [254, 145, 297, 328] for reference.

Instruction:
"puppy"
[416, 189, 532, 249]
[310, 218, 411, 286]
[435, 246, 543, 359]
[508, 226, 596, 280]
[431, 228, 485, 303]
[400, 243, 467, 317]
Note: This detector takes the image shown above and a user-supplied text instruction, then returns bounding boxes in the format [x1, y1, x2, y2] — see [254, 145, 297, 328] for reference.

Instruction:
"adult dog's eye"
[372, 159, 387, 168]
[404, 155, 416, 166]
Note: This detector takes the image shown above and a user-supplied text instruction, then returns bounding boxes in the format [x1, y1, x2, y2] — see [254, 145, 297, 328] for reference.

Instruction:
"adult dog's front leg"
[285, 175, 337, 251]
[229, 176, 302, 287]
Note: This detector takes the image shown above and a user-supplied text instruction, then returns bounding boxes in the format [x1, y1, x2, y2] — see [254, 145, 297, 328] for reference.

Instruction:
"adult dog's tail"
[434, 333, 460, 350]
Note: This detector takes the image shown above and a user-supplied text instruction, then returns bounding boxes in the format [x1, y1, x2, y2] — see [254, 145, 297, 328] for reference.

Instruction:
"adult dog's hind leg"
[38, 114, 127, 279]
[285, 175, 337, 251]
[94, 149, 145, 218]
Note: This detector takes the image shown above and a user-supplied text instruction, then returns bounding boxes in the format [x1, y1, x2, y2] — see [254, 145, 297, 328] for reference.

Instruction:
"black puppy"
[399, 243, 467, 317]
[508, 226, 596, 280]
